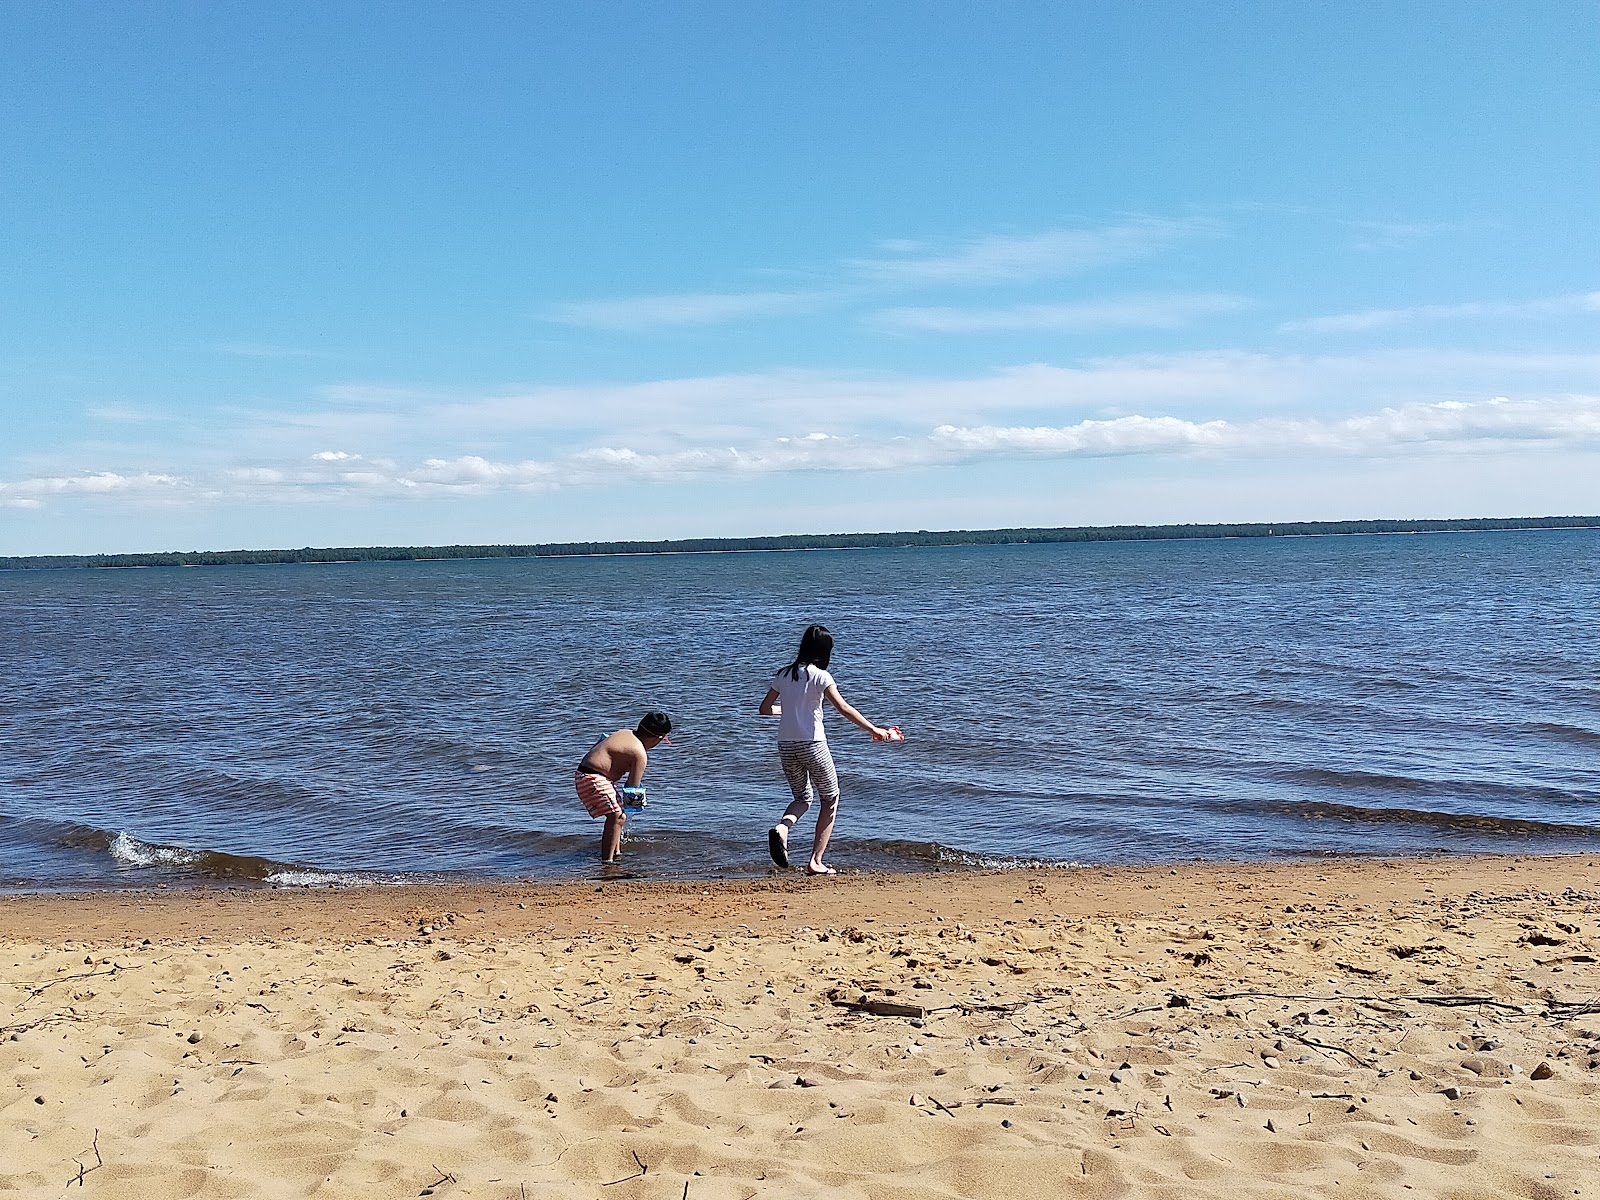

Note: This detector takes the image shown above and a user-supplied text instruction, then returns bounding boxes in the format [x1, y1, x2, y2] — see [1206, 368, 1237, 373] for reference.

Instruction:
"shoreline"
[6, 853, 1599, 1197]
[6, 845, 1597, 911]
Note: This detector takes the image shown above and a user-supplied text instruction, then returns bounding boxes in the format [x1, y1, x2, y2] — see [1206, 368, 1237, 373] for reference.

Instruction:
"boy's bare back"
[579, 729, 648, 785]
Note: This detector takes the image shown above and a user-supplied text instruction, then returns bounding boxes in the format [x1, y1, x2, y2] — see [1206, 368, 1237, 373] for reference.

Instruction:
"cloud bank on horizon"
[2, 5, 1598, 552]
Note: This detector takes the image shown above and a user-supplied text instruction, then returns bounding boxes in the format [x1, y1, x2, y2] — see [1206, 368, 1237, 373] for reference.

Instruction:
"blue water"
[3, 529, 1599, 890]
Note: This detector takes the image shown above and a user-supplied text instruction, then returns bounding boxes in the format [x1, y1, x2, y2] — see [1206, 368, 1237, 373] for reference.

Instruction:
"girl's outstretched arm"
[824, 683, 890, 740]
[759, 687, 781, 716]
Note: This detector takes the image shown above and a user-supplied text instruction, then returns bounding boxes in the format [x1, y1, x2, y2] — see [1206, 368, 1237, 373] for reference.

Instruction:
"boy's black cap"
[639, 710, 672, 741]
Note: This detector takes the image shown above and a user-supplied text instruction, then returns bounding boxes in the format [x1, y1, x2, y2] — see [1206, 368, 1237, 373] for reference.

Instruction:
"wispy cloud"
[544, 217, 1219, 333]
[851, 217, 1217, 285]
[86, 403, 169, 424]
[1341, 219, 1475, 252]
[872, 293, 1248, 334]
[217, 342, 339, 359]
[550, 291, 818, 331]
[1282, 292, 1600, 334]
[10, 395, 1599, 510]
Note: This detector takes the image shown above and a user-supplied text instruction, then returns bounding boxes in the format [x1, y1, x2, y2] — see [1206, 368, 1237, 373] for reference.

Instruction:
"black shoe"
[767, 826, 790, 869]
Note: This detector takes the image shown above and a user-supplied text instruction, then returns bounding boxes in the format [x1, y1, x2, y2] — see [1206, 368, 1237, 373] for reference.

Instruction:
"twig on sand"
[419, 1165, 456, 1195]
[1105, 1003, 1167, 1022]
[17, 965, 133, 999]
[1546, 1000, 1600, 1018]
[1411, 994, 1528, 1013]
[1282, 1030, 1373, 1068]
[67, 1130, 102, 1188]
[1, 1012, 87, 1038]
[603, 1151, 648, 1186]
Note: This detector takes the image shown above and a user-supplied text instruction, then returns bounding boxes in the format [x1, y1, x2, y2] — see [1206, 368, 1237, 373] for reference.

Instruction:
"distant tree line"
[3, 515, 1597, 572]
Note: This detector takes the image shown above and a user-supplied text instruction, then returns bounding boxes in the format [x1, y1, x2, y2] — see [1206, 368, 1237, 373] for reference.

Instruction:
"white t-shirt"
[772, 663, 835, 743]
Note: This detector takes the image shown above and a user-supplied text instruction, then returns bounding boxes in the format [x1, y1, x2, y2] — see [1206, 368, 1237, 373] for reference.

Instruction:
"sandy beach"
[5, 855, 1599, 1198]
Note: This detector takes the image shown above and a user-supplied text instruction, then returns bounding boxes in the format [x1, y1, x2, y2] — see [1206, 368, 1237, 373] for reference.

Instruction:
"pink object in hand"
[874, 726, 905, 742]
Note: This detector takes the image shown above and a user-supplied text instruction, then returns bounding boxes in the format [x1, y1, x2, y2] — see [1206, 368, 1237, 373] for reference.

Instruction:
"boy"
[574, 711, 671, 862]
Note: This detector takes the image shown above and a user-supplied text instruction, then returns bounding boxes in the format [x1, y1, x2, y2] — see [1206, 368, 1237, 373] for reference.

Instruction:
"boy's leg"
[601, 812, 625, 861]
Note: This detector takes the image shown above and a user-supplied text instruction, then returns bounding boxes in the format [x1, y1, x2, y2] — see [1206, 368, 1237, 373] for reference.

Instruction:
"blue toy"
[619, 785, 648, 811]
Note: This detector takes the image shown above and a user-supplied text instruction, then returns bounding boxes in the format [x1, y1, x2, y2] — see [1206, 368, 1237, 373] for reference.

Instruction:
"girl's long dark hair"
[782, 624, 833, 680]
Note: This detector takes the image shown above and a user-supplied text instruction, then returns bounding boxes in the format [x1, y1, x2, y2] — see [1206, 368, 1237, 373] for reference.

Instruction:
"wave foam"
[109, 832, 200, 868]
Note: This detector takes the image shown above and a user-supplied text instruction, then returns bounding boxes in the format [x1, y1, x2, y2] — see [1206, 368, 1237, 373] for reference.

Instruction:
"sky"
[2, 1, 1598, 555]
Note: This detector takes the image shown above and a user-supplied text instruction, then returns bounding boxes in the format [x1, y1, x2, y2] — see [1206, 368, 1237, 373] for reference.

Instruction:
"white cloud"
[0, 471, 184, 509]
[410, 350, 1600, 443]
[11, 395, 1598, 511]
[1282, 292, 1600, 334]
[550, 291, 815, 331]
[928, 395, 1600, 461]
[872, 293, 1248, 334]
[852, 217, 1217, 285]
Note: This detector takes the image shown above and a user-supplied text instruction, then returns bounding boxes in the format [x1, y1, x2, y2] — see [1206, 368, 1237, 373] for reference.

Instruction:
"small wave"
[1282, 799, 1600, 839]
[1285, 767, 1591, 807]
[861, 837, 1076, 871]
[107, 831, 331, 882]
[1529, 721, 1600, 748]
[265, 870, 374, 887]
[110, 831, 201, 868]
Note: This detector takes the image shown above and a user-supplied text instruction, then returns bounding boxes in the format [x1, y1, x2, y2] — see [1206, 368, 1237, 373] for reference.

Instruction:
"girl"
[759, 624, 895, 875]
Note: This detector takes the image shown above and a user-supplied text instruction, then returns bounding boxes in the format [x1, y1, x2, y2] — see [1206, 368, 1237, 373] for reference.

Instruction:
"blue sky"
[3, 1, 1598, 554]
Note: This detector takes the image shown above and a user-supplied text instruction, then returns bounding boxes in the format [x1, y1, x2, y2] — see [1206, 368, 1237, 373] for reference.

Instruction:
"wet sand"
[4, 855, 1600, 1198]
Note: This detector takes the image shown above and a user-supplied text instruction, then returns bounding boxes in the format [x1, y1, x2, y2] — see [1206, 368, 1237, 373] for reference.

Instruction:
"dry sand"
[4, 855, 1600, 1198]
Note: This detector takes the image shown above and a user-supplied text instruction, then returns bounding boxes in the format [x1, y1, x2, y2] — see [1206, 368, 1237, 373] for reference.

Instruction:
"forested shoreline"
[3, 515, 1597, 571]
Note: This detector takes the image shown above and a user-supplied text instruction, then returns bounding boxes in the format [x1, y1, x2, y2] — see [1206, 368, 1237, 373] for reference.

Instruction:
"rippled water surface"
[3, 530, 1599, 890]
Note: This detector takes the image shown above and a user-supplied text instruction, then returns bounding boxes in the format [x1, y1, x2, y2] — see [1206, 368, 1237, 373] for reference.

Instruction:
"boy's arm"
[759, 687, 781, 716]
[626, 746, 648, 788]
[824, 683, 889, 739]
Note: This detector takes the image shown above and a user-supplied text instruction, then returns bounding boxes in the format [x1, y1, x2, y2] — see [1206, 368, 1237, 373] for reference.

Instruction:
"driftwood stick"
[1282, 1030, 1374, 1069]
[17, 966, 131, 998]
[603, 1151, 648, 1186]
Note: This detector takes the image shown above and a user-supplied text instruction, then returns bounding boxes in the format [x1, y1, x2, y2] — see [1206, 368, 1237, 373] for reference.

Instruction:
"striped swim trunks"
[575, 770, 622, 818]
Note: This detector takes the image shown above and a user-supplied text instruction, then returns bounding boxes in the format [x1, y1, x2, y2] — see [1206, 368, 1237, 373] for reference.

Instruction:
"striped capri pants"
[778, 739, 839, 821]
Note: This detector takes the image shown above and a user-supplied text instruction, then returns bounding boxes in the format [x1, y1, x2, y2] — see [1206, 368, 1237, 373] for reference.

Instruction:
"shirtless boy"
[574, 711, 671, 862]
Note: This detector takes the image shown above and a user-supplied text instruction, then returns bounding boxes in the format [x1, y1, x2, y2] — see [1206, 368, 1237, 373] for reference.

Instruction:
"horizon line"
[3, 514, 1598, 571]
